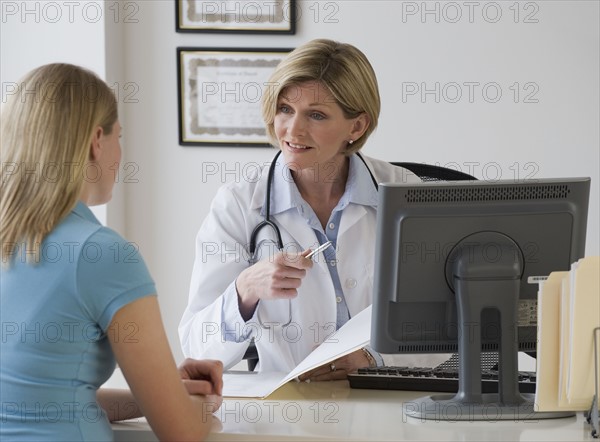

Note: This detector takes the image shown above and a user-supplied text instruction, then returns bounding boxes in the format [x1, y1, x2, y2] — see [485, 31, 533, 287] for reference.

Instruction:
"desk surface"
[113, 380, 595, 441]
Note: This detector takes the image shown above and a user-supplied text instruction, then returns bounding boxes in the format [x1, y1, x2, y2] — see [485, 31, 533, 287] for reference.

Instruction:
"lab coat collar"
[340, 154, 378, 209]
[248, 156, 281, 213]
[266, 159, 296, 217]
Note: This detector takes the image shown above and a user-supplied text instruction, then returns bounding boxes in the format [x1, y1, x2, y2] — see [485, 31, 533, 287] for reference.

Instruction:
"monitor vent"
[436, 353, 499, 370]
[396, 342, 536, 353]
[405, 184, 571, 203]
[519, 342, 537, 352]
[398, 344, 457, 353]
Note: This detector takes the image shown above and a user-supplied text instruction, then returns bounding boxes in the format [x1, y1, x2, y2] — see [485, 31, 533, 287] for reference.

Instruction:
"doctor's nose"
[287, 115, 306, 138]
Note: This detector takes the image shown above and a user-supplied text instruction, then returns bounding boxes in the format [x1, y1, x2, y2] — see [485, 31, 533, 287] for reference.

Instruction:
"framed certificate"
[176, 0, 296, 34]
[177, 47, 292, 147]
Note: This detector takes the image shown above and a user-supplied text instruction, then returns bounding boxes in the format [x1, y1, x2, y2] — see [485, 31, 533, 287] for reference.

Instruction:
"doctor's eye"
[277, 104, 292, 114]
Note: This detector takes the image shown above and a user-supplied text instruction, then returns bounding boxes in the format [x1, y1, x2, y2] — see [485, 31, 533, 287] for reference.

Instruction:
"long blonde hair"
[262, 39, 380, 154]
[1, 63, 117, 265]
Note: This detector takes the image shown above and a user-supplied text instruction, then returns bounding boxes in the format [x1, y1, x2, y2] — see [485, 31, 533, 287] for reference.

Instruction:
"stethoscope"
[249, 150, 378, 329]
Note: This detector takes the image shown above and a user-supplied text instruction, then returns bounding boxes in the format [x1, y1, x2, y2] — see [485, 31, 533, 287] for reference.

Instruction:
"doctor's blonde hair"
[261, 39, 381, 155]
[0, 63, 117, 265]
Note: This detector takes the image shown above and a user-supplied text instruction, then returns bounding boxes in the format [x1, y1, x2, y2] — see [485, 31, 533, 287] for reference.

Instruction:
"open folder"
[535, 256, 600, 412]
[223, 306, 371, 398]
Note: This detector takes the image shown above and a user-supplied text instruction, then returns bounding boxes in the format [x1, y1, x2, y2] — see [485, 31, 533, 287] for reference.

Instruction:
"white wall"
[0, 0, 110, 222]
[2, 1, 599, 364]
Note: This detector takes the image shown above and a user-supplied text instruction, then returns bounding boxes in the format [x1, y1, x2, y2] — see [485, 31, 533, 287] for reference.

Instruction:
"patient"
[0, 63, 222, 441]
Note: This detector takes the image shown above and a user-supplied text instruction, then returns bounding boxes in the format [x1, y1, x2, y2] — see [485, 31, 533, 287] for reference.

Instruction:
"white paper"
[222, 371, 287, 398]
[222, 306, 372, 398]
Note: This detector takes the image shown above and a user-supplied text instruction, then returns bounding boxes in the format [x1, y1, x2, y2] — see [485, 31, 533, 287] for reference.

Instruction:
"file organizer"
[535, 257, 599, 437]
[586, 327, 599, 438]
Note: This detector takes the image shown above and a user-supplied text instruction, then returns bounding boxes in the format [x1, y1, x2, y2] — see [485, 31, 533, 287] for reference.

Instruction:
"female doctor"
[179, 39, 427, 379]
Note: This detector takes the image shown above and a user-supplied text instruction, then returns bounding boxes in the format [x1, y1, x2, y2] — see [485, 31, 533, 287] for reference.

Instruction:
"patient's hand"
[179, 358, 223, 412]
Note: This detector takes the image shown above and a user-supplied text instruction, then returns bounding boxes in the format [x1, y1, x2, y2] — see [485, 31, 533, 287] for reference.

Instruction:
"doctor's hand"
[298, 349, 373, 382]
[178, 358, 223, 413]
[236, 249, 313, 320]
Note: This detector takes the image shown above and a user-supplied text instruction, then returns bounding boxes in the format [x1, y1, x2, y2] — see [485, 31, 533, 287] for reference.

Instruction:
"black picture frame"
[177, 47, 293, 147]
[176, 0, 296, 34]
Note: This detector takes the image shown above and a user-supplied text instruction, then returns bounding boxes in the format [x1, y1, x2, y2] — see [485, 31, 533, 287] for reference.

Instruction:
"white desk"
[113, 380, 595, 441]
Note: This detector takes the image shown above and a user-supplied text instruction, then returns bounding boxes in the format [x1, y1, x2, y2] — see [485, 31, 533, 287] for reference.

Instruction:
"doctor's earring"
[348, 139, 354, 145]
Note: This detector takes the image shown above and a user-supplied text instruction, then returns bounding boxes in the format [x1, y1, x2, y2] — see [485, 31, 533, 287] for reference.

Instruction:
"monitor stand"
[403, 232, 575, 421]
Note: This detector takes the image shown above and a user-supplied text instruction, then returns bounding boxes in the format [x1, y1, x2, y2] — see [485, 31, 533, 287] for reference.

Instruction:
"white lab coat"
[179, 155, 450, 372]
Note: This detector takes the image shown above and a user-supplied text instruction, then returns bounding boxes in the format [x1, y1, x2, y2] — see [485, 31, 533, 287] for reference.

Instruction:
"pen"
[306, 241, 333, 260]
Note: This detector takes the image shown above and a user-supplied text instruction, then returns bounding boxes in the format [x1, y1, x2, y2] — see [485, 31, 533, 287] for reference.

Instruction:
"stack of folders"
[535, 256, 600, 412]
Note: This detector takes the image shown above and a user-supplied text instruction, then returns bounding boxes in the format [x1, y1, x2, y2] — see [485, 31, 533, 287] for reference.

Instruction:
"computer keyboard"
[348, 366, 537, 393]
[347, 354, 537, 393]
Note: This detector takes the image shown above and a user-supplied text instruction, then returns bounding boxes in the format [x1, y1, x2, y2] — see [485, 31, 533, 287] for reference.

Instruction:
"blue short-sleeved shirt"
[0, 202, 156, 441]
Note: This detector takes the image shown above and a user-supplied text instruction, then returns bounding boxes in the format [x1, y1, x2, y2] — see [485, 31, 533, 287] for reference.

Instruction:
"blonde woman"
[180, 39, 450, 378]
[0, 63, 222, 441]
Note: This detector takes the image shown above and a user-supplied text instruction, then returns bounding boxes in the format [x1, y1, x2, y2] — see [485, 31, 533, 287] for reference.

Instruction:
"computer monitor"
[370, 177, 590, 421]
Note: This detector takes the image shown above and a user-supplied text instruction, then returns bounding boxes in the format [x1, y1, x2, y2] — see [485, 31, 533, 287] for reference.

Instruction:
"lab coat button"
[336, 296, 342, 303]
[345, 278, 357, 289]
